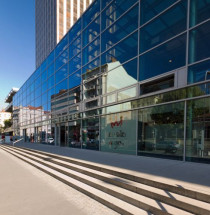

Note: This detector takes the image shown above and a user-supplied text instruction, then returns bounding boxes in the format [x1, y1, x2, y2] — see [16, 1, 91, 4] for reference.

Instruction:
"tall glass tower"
[35, 0, 92, 68]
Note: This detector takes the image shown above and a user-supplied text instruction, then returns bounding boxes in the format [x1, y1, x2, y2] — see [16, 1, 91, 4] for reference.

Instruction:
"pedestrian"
[10, 135, 13, 142]
[2, 134, 5, 143]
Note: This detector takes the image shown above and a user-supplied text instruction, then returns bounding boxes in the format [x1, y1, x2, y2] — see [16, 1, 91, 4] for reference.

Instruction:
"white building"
[0, 111, 11, 127]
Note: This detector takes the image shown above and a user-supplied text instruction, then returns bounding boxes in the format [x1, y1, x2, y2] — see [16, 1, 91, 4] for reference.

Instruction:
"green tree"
[4, 119, 12, 129]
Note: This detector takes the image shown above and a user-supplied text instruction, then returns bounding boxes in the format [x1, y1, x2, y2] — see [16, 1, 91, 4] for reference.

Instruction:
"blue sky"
[0, 0, 35, 110]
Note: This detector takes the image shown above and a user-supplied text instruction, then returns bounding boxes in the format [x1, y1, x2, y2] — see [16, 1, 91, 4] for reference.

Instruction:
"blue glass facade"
[13, 0, 210, 163]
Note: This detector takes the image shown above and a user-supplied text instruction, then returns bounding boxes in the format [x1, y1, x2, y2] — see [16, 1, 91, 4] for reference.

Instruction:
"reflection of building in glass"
[12, 0, 210, 163]
[36, 0, 93, 68]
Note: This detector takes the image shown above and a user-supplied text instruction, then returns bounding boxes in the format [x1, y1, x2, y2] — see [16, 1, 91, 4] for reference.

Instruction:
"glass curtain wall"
[12, 0, 210, 163]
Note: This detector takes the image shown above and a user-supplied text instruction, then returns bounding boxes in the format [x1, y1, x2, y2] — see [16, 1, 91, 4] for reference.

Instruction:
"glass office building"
[13, 0, 210, 163]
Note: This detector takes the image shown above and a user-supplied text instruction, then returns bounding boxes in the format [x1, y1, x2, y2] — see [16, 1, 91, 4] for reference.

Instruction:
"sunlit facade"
[36, 0, 92, 68]
[15, 0, 210, 163]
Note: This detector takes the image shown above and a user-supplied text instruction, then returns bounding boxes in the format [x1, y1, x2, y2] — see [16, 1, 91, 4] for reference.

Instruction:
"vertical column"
[83, 0, 86, 12]
[64, 0, 67, 34]
[77, 0, 80, 19]
[70, 0, 73, 27]
[56, 0, 60, 43]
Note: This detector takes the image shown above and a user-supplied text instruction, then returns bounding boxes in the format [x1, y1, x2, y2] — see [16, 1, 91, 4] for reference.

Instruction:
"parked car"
[47, 138, 54, 144]
[156, 141, 179, 153]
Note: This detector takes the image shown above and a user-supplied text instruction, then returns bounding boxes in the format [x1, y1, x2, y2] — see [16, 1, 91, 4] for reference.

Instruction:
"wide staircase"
[0, 144, 210, 215]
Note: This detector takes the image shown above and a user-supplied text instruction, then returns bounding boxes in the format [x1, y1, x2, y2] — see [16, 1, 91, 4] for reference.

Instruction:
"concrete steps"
[1, 144, 210, 215]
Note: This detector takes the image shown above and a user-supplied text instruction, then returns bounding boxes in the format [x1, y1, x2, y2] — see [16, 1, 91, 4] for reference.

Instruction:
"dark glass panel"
[189, 21, 210, 63]
[139, 34, 186, 81]
[69, 70, 81, 89]
[42, 81, 48, 93]
[35, 86, 41, 99]
[48, 75, 55, 89]
[82, 117, 99, 150]
[186, 98, 210, 163]
[140, 1, 187, 53]
[101, 31, 138, 66]
[55, 78, 68, 94]
[41, 70, 47, 83]
[83, 0, 100, 28]
[188, 60, 210, 84]
[55, 49, 68, 71]
[82, 57, 100, 74]
[42, 92, 48, 104]
[83, 38, 100, 65]
[68, 120, 81, 148]
[140, 0, 178, 25]
[41, 59, 47, 72]
[47, 50, 54, 66]
[102, 0, 138, 30]
[138, 102, 184, 160]
[83, 17, 100, 47]
[69, 19, 81, 42]
[101, 5, 138, 52]
[190, 0, 210, 27]
[141, 75, 174, 95]
[35, 76, 41, 88]
[102, 0, 113, 9]
[69, 35, 81, 59]
[69, 53, 81, 75]
[48, 63, 55, 77]
[55, 64, 68, 84]
[55, 35, 68, 57]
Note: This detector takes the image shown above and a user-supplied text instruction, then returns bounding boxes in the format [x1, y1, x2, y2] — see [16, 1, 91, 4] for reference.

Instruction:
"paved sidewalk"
[0, 148, 118, 215]
[5, 141, 210, 195]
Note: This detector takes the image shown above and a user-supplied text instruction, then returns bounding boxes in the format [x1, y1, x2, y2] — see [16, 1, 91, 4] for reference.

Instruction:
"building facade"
[35, 0, 93, 68]
[14, 0, 210, 163]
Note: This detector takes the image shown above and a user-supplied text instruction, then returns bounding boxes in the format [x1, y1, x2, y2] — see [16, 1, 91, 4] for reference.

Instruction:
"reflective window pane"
[188, 59, 210, 84]
[138, 102, 184, 160]
[56, 64, 68, 84]
[190, 0, 210, 27]
[83, 0, 100, 28]
[101, 32, 138, 66]
[69, 53, 81, 75]
[101, 111, 137, 155]
[68, 120, 81, 148]
[69, 35, 81, 59]
[189, 21, 210, 64]
[55, 49, 68, 71]
[69, 19, 81, 42]
[140, 1, 187, 53]
[83, 38, 100, 65]
[103, 58, 137, 94]
[82, 117, 99, 150]
[102, 0, 138, 30]
[186, 98, 210, 163]
[55, 78, 68, 94]
[69, 70, 81, 89]
[140, 0, 178, 25]
[139, 34, 186, 81]
[83, 17, 100, 47]
[55, 35, 68, 57]
[102, 5, 138, 52]
[82, 57, 100, 74]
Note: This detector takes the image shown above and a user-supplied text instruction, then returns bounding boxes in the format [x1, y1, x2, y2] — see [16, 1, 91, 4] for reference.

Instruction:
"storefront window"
[82, 117, 99, 150]
[138, 102, 184, 160]
[100, 111, 137, 155]
[186, 98, 210, 163]
[68, 120, 81, 148]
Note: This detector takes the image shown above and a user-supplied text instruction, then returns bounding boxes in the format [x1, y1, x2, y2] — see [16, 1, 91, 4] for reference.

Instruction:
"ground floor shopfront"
[17, 88, 210, 164]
